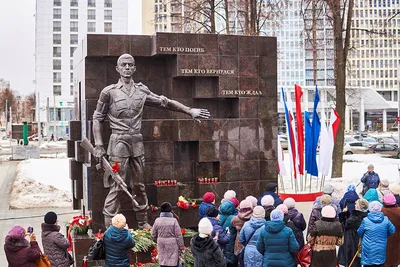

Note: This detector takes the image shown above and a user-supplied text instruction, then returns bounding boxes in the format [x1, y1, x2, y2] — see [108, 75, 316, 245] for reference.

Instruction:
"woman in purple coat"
[284, 198, 307, 249]
[4, 226, 41, 267]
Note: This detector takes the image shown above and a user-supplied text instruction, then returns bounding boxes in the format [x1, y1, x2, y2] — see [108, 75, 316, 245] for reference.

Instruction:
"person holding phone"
[4, 225, 41, 266]
[361, 164, 381, 196]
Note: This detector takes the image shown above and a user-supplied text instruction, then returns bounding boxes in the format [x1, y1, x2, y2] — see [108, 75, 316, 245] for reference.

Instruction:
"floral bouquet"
[68, 215, 92, 235]
[130, 228, 156, 253]
[177, 196, 190, 210]
[179, 247, 194, 267]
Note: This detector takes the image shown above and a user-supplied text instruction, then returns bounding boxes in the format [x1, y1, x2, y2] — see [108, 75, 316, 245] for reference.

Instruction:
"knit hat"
[7, 226, 26, 240]
[383, 193, 397, 206]
[246, 196, 258, 207]
[230, 197, 240, 208]
[369, 201, 383, 212]
[266, 183, 278, 192]
[323, 184, 334, 195]
[283, 198, 295, 209]
[276, 204, 288, 214]
[203, 192, 215, 203]
[239, 200, 253, 210]
[44, 211, 57, 224]
[160, 202, 172, 212]
[253, 206, 265, 218]
[206, 207, 219, 218]
[381, 179, 389, 187]
[321, 195, 333, 205]
[356, 199, 369, 212]
[198, 218, 213, 238]
[321, 206, 336, 219]
[390, 184, 400, 195]
[270, 209, 284, 221]
[261, 195, 274, 207]
[224, 190, 236, 200]
[112, 214, 126, 229]
[347, 184, 356, 192]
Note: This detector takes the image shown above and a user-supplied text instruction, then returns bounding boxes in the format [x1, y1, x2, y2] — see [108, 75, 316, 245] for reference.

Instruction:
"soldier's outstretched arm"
[145, 92, 210, 120]
[92, 90, 110, 158]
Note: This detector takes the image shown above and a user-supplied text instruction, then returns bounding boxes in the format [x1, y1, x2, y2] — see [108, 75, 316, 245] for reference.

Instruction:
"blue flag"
[310, 86, 321, 177]
[304, 111, 312, 173]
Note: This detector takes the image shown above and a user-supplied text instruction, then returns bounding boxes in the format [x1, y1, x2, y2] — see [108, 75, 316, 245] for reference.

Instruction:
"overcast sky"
[0, 0, 142, 96]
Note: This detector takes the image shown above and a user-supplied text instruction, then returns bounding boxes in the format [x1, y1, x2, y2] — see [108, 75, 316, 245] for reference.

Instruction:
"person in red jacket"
[4, 225, 41, 266]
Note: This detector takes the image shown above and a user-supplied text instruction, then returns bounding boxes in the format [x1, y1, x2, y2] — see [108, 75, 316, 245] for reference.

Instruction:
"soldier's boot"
[104, 215, 112, 229]
[136, 210, 152, 229]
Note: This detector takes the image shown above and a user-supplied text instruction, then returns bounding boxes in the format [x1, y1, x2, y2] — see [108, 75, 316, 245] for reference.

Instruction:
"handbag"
[296, 243, 312, 267]
[67, 251, 74, 265]
[36, 252, 51, 267]
[87, 239, 106, 260]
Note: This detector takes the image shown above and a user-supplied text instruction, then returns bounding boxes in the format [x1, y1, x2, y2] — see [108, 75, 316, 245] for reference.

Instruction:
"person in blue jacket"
[361, 164, 380, 195]
[256, 209, 299, 267]
[199, 192, 216, 219]
[257, 183, 283, 207]
[357, 201, 395, 267]
[339, 184, 359, 212]
[364, 188, 381, 203]
[206, 207, 231, 249]
[219, 200, 238, 267]
[103, 214, 135, 267]
[239, 206, 266, 267]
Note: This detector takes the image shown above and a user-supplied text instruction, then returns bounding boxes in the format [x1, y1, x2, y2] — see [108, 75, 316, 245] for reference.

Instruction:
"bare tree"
[0, 88, 16, 122]
[24, 93, 36, 122]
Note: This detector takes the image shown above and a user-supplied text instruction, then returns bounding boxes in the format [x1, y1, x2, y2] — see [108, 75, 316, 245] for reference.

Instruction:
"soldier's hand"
[189, 108, 210, 122]
[94, 145, 106, 160]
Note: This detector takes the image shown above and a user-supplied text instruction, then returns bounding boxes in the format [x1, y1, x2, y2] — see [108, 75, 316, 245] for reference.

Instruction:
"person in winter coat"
[231, 200, 253, 256]
[361, 164, 380, 195]
[308, 206, 343, 267]
[358, 201, 395, 267]
[41, 211, 70, 267]
[256, 209, 299, 267]
[104, 214, 135, 267]
[314, 184, 341, 214]
[4, 226, 41, 266]
[152, 202, 184, 267]
[206, 207, 231, 249]
[377, 179, 391, 200]
[221, 190, 236, 204]
[339, 184, 359, 212]
[364, 188, 381, 203]
[337, 199, 369, 267]
[239, 206, 266, 267]
[191, 218, 226, 267]
[381, 194, 400, 267]
[260, 195, 275, 221]
[284, 198, 307, 249]
[219, 199, 238, 267]
[257, 183, 283, 207]
[199, 192, 216, 219]
[307, 194, 334, 236]
[390, 184, 400, 205]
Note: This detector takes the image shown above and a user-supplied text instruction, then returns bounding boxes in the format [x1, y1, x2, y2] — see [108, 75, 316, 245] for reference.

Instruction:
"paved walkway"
[0, 161, 74, 266]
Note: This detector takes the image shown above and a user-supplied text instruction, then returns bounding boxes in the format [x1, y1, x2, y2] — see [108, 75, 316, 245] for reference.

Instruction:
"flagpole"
[309, 174, 312, 193]
[304, 171, 308, 192]
[279, 174, 285, 193]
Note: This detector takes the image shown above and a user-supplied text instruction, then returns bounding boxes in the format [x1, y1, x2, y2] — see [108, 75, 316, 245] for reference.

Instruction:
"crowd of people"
[5, 164, 400, 267]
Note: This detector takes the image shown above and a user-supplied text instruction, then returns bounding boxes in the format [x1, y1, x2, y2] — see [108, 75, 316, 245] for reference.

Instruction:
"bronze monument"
[92, 54, 210, 228]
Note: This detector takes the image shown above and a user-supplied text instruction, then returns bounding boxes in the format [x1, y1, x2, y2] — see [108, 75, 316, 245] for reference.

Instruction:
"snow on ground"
[40, 141, 67, 149]
[9, 158, 72, 209]
[280, 153, 400, 199]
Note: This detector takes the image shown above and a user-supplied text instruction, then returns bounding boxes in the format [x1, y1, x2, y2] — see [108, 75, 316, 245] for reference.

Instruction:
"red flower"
[87, 219, 92, 225]
[181, 228, 187, 236]
[191, 202, 198, 208]
[111, 161, 120, 173]
[177, 200, 189, 210]
[136, 263, 142, 267]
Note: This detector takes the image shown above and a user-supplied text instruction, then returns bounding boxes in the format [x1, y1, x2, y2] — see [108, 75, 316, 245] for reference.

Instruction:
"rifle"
[80, 138, 147, 211]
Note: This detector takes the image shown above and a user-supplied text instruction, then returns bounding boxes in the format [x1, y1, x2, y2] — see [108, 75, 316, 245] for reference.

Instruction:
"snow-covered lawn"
[281, 153, 400, 198]
[9, 158, 72, 209]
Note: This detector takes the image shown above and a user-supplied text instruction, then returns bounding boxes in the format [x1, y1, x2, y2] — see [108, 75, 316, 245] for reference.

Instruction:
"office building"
[35, 0, 129, 137]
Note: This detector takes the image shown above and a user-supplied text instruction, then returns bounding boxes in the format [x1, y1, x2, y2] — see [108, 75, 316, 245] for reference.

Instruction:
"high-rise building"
[347, 0, 400, 102]
[35, 0, 129, 137]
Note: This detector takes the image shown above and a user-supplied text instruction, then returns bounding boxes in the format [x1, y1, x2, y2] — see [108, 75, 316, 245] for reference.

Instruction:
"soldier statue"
[93, 54, 210, 228]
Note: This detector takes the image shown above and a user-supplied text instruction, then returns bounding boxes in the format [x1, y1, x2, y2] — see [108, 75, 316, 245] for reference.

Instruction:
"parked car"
[378, 137, 398, 147]
[369, 143, 400, 158]
[343, 141, 371, 155]
[28, 134, 38, 141]
[58, 134, 69, 141]
[362, 137, 378, 144]
[344, 136, 357, 144]
[278, 135, 288, 150]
